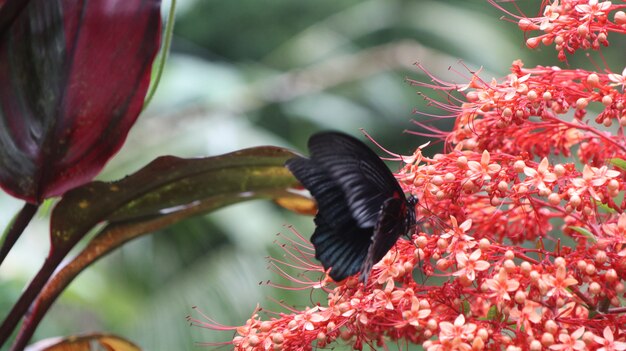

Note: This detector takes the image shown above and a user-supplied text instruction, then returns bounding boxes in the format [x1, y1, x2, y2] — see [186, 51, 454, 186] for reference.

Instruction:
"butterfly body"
[286, 132, 417, 282]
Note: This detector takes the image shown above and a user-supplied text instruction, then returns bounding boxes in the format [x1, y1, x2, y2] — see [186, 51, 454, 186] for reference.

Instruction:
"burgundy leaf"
[0, 0, 162, 203]
[0, 0, 31, 35]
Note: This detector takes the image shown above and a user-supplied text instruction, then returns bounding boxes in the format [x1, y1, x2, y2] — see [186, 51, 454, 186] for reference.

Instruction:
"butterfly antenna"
[309, 287, 317, 307]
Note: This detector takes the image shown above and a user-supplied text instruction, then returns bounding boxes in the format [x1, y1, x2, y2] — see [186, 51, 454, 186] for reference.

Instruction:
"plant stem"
[10, 192, 259, 348]
[0, 203, 38, 267]
[0, 257, 59, 348]
[142, 0, 177, 110]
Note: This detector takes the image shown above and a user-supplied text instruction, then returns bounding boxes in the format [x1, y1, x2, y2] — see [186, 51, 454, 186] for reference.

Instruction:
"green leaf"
[50, 146, 306, 250]
[593, 199, 616, 214]
[569, 226, 597, 243]
[461, 300, 471, 315]
[26, 333, 141, 351]
[609, 158, 626, 170]
[487, 305, 498, 320]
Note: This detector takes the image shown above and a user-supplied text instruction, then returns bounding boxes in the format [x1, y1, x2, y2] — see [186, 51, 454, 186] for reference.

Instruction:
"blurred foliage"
[0, 0, 624, 350]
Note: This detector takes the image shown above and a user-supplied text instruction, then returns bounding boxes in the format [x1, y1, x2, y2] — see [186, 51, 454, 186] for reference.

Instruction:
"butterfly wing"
[286, 156, 372, 281]
[311, 215, 371, 281]
[307, 132, 404, 228]
[359, 196, 413, 282]
[285, 156, 354, 229]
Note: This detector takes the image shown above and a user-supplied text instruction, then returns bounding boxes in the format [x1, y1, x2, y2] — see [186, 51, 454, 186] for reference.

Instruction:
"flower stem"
[0, 256, 59, 348]
[142, 0, 177, 110]
[0, 203, 38, 267]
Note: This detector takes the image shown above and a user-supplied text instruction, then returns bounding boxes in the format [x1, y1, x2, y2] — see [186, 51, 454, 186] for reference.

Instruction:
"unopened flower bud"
[520, 261, 532, 275]
[554, 164, 565, 176]
[518, 18, 539, 31]
[576, 98, 589, 110]
[569, 194, 581, 208]
[554, 257, 565, 267]
[583, 331, 595, 344]
[606, 268, 618, 282]
[543, 91, 552, 101]
[526, 37, 541, 49]
[585, 264, 596, 275]
[427, 319, 438, 330]
[541, 332, 555, 346]
[416, 236, 428, 248]
[514, 290, 526, 304]
[587, 73, 600, 87]
[589, 282, 601, 295]
[544, 320, 558, 334]
[479, 238, 490, 250]
[457, 156, 468, 168]
[548, 192, 561, 205]
[615, 11, 626, 25]
[248, 335, 260, 346]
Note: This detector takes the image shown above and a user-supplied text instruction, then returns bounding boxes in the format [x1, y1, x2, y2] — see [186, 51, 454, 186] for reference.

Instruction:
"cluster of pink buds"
[194, 1, 626, 350]
[491, 0, 626, 61]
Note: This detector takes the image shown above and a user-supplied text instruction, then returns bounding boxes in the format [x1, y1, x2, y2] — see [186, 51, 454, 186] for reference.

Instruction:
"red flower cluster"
[491, 0, 626, 61]
[195, 1, 626, 350]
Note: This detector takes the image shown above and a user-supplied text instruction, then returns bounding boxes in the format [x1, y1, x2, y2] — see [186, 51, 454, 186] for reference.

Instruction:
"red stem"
[0, 203, 39, 267]
[0, 256, 61, 348]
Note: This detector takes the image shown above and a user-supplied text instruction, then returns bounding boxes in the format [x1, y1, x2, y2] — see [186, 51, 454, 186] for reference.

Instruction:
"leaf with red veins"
[594, 326, 626, 351]
[467, 150, 501, 182]
[0, 0, 162, 203]
[523, 157, 557, 193]
[545, 265, 578, 298]
[453, 249, 490, 281]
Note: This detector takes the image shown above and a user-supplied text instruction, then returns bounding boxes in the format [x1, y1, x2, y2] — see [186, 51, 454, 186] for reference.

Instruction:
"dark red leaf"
[0, 0, 162, 203]
[0, 0, 30, 35]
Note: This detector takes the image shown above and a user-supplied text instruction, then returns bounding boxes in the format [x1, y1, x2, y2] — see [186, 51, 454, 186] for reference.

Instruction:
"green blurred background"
[0, 0, 624, 350]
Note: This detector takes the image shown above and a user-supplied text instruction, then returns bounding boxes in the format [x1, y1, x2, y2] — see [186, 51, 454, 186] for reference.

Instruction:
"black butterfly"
[285, 131, 417, 282]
